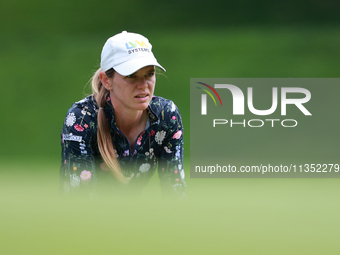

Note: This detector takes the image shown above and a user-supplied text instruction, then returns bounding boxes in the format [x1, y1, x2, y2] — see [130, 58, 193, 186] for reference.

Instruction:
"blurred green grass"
[1, 160, 340, 254]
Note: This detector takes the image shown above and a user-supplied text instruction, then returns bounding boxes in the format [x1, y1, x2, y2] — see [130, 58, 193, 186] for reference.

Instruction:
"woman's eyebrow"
[142, 67, 155, 73]
[132, 66, 155, 76]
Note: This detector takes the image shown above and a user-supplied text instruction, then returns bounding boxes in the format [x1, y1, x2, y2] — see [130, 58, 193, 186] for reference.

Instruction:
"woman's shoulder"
[62, 95, 98, 138]
[150, 96, 179, 113]
[149, 96, 182, 127]
[66, 95, 99, 116]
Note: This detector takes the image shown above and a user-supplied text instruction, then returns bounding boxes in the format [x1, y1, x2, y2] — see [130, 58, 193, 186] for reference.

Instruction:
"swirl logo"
[196, 82, 223, 115]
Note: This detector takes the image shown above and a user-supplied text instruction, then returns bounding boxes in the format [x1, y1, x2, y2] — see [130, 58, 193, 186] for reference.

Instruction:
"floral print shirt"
[60, 94, 185, 197]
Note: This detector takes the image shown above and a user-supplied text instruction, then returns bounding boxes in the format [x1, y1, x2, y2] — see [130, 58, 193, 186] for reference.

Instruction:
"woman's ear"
[99, 71, 112, 90]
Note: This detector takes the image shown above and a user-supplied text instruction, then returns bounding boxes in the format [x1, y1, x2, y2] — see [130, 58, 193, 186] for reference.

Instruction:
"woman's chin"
[132, 102, 149, 111]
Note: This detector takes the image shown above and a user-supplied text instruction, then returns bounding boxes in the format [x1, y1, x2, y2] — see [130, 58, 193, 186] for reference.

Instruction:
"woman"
[60, 31, 185, 197]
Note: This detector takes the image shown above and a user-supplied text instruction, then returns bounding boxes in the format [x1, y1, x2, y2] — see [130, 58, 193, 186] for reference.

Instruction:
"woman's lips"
[134, 93, 149, 101]
[135, 94, 148, 98]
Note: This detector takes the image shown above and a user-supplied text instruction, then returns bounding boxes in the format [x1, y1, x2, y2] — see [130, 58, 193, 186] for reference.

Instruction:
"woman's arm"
[60, 102, 98, 193]
[157, 101, 186, 198]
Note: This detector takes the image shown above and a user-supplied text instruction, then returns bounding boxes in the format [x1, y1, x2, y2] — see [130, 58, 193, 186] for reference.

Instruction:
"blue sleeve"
[60, 103, 98, 193]
[157, 101, 186, 198]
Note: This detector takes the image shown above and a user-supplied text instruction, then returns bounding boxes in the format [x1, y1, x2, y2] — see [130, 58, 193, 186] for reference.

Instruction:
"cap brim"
[113, 57, 166, 76]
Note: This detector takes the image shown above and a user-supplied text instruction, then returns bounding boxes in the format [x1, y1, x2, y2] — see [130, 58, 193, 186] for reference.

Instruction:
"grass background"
[1, 0, 340, 254]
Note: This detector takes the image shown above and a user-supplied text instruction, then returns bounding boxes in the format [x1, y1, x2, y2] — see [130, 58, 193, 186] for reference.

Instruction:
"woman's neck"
[108, 94, 147, 133]
[113, 108, 147, 151]
[115, 108, 146, 133]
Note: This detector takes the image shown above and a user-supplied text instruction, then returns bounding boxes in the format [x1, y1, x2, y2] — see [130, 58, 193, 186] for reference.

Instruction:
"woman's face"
[109, 65, 156, 112]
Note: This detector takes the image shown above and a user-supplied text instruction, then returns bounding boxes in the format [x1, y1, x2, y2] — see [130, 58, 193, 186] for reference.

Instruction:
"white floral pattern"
[170, 102, 176, 112]
[65, 112, 76, 127]
[175, 145, 181, 159]
[70, 174, 80, 187]
[180, 170, 185, 179]
[139, 163, 151, 173]
[155, 130, 166, 145]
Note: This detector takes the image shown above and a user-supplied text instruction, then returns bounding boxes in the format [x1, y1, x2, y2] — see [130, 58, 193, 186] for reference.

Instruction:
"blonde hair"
[91, 68, 129, 184]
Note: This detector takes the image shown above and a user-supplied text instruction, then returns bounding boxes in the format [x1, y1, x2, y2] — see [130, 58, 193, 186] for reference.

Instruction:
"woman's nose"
[136, 78, 148, 88]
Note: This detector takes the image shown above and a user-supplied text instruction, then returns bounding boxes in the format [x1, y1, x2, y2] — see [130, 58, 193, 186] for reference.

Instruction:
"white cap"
[100, 31, 166, 76]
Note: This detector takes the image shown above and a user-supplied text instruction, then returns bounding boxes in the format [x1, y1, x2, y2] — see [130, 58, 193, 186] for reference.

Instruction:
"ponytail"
[91, 68, 129, 184]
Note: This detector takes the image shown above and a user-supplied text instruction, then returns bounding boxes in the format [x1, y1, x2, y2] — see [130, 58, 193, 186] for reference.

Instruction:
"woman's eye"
[126, 74, 134, 78]
[146, 72, 155, 77]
